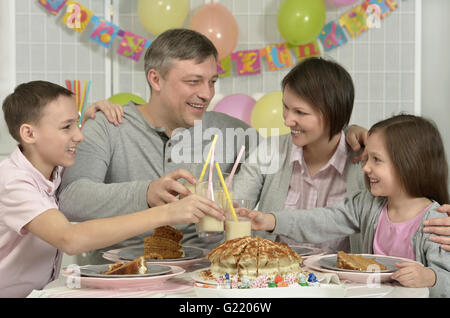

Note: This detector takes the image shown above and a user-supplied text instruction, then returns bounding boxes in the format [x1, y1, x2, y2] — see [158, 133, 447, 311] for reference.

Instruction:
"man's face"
[157, 56, 218, 132]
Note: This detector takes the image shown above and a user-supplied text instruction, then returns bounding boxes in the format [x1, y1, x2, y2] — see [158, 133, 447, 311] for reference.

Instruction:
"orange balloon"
[189, 3, 239, 60]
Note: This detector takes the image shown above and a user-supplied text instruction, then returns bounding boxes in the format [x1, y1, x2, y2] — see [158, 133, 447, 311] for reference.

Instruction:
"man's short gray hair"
[144, 28, 218, 81]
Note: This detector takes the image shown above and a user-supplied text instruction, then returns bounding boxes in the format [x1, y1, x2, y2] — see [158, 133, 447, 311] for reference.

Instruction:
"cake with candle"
[206, 236, 303, 279]
[143, 226, 184, 259]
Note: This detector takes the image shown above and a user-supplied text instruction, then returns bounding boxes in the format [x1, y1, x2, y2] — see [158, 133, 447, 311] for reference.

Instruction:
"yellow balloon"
[138, 0, 189, 36]
[251, 91, 290, 137]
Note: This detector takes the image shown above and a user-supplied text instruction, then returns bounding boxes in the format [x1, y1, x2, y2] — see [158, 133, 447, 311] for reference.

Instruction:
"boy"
[0, 81, 224, 297]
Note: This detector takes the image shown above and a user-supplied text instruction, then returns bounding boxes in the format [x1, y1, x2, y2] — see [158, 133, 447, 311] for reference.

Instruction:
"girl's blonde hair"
[368, 114, 449, 204]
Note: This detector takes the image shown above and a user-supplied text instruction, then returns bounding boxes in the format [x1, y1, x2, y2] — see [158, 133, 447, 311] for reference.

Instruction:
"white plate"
[62, 265, 185, 290]
[191, 268, 218, 285]
[80, 263, 172, 278]
[118, 246, 203, 262]
[304, 254, 422, 284]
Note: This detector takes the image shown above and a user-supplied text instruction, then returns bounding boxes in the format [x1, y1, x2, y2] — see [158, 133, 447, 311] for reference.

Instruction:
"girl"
[238, 114, 449, 297]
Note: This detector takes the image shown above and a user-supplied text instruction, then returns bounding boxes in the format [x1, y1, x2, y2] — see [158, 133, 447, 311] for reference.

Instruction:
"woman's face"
[282, 85, 328, 148]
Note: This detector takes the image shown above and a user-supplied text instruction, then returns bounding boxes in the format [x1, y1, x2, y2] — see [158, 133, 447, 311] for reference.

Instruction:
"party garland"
[38, 0, 403, 77]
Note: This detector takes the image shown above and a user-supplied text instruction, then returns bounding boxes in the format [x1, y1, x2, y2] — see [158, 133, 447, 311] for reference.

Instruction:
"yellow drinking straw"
[215, 162, 238, 222]
[198, 135, 218, 183]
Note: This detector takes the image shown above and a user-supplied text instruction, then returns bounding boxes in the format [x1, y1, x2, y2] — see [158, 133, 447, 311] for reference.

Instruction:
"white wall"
[421, 0, 450, 189]
[0, 0, 18, 159]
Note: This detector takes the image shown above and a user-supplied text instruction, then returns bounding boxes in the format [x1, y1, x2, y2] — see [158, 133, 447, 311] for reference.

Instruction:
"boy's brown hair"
[281, 57, 354, 141]
[2, 80, 73, 143]
[368, 114, 449, 204]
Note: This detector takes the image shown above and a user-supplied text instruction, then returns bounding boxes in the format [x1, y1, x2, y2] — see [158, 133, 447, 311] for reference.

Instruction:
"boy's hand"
[82, 100, 124, 127]
[236, 208, 276, 231]
[164, 194, 225, 225]
[423, 204, 450, 251]
[391, 262, 436, 288]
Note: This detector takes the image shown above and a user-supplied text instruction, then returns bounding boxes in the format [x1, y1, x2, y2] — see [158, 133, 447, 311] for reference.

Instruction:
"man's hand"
[345, 124, 368, 163]
[82, 100, 124, 127]
[147, 169, 197, 207]
[423, 204, 450, 251]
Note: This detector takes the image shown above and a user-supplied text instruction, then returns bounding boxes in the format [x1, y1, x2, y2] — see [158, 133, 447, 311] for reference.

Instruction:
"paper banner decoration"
[38, 0, 68, 15]
[318, 21, 348, 51]
[117, 31, 151, 61]
[362, 0, 397, 29]
[338, 5, 368, 38]
[62, 0, 93, 33]
[260, 43, 293, 71]
[288, 40, 321, 61]
[231, 50, 261, 76]
[217, 56, 231, 78]
[39, 0, 406, 69]
[88, 16, 120, 48]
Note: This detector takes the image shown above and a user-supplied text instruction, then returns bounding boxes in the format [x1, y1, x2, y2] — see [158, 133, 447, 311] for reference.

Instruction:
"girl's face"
[282, 85, 328, 148]
[362, 131, 403, 197]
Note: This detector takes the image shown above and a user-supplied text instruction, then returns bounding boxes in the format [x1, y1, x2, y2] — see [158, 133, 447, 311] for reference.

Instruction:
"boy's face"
[156, 56, 218, 132]
[282, 85, 327, 148]
[31, 95, 84, 171]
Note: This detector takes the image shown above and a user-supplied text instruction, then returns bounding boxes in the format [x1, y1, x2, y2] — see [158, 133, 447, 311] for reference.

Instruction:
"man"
[58, 29, 259, 264]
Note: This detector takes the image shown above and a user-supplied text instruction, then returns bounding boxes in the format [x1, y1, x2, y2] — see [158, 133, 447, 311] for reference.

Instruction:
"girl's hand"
[391, 262, 436, 288]
[236, 208, 276, 231]
[164, 194, 225, 226]
[82, 100, 124, 127]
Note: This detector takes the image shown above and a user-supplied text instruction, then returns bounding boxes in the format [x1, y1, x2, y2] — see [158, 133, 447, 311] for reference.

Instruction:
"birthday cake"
[207, 236, 304, 278]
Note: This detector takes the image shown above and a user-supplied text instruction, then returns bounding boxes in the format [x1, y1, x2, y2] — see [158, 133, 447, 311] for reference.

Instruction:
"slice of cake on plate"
[336, 251, 387, 271]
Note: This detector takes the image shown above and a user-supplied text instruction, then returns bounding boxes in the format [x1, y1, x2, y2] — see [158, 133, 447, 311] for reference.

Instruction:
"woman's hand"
[423, 204, 450, 251]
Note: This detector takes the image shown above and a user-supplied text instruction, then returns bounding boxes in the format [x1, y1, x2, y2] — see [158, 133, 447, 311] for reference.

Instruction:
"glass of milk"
[225, 199, 252, 241]
[195, 172, 232, 243]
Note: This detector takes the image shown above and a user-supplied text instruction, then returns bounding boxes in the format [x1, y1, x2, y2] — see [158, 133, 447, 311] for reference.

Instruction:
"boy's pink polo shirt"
[0, 146, 63, 297]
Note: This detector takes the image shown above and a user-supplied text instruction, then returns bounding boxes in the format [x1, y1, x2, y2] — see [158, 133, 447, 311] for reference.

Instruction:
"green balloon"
[277, 0, 326, 45]
[108, 93, 147, 106]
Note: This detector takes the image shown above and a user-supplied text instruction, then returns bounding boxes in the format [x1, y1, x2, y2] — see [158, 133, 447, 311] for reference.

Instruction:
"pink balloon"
[189, 3, 239, 60]
[327, 0, 359, 6]
[213, 94, 256, 125]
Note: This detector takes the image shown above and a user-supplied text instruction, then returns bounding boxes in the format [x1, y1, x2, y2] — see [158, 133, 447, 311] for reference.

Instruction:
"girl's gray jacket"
[272, 189, 450, 298]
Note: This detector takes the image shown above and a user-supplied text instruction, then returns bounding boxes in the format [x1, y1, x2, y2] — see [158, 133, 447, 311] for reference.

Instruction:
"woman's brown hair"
[281, 57, 354, 141]
[369, 114, 449, 204]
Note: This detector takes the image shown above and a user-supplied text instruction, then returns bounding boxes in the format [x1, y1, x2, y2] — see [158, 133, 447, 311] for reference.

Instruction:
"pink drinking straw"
[226, 145, 245, 187]
[207, 146, 216, 200]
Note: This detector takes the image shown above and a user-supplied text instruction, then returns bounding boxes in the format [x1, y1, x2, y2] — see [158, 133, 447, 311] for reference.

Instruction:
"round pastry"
[206, 236, 303, 278]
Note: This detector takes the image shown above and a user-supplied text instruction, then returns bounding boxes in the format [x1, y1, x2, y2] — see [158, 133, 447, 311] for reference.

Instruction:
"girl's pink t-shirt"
[373, 202, 432, 260]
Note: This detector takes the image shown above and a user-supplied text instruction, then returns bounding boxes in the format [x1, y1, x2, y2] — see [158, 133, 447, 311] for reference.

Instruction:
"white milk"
[225, 218, 251, 241]
[198, 215, 224, 232]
